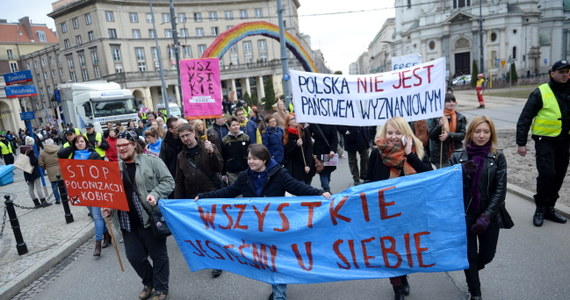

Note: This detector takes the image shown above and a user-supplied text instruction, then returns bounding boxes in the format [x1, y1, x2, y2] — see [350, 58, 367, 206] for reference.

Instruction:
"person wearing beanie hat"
[20, 136, 50, 208]
[516, 59, 570, 227]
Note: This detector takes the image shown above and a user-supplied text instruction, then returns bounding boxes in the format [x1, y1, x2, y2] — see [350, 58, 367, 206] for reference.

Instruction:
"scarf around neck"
[375, 139, 417, 178]
[465, 141, 492, 211]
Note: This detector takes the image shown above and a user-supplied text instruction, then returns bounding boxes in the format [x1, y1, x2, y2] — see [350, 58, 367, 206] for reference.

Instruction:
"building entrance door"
[454, 52, 470, 75]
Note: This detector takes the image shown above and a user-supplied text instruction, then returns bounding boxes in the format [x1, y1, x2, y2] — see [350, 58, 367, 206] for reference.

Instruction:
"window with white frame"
[72, 17, 79, 29]
[196, 27, 204, 37]
[162, 13, 170, 23]
[255, 8, 263, 17]
[81, 69, 89, 81]
[64, 39, 71, 49]
[36, 31, 47, 42]
[94, 66, 101, 78]
[178, 13, 186, 23]
[240, 9, 248, 19]
[59, 68, 64, 79]
[198, 44, 207, 56]
[164, 29, 172, 38]
[112, 47, 121, 61]
[75, 35, 82, 46]
[211, 27, 218, 36]
[7, 49, 14, 60]
[258, 39, 267, 61]
[115, 64, 123, 73]
[243, 41, 253, 62]
[41, 58, 46, 66]
[182, 45, 192, 58]
[179, 28, 188, 37]
[129, 12, 139, 23]
[149, 29, 156, 38]
[9, 62, 18, 72]
[146, 13, 153, 23]
[132, 29, 141, 39]
[108, 28, 117, 39]
[66, 55, 74, 69]
[135, 47, 145, 60]
[225, 11, 233, 20]
[453, 0, 471, 8]
[78, 53, 86, 67]
[84, 13, 92, 25]
[91, 50, 98, 64]
[194, 12, 202, 22]
[61, 22, 68, 33]
[70, 71, 77, 82]
[43, 72, 48, 80]
[209, 11, 218, 21]
[105, 11, 114, 22]
[138, 62, 147, 72]
[88, 31, 94, 41]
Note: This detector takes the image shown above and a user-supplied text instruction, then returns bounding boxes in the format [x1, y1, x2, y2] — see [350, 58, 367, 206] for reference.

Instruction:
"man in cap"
[85, 123, 109, 159]
[516, 59, 570, 226]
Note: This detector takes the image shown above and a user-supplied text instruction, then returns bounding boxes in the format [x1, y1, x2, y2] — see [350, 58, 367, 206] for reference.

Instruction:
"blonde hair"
[464, 115, 498, 154]
[375, 116, 425, 159]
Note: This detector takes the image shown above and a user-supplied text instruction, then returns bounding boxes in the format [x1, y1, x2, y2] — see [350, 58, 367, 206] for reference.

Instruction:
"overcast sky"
[3, 0, 395, 74]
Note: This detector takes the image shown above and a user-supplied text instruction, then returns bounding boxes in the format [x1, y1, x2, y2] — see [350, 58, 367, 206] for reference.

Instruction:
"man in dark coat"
[159, 117, 185, 178]
[338, 125, 370, 185]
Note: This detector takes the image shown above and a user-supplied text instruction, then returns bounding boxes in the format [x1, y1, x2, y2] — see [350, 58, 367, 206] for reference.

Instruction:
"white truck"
[57, 81, 137, 132]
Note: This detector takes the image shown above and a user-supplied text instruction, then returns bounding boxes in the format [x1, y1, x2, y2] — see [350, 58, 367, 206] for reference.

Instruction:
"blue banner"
[160, 165, 468, 284]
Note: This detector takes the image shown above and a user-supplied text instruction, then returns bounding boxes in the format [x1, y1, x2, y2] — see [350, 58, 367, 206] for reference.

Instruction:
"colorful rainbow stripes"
[201, 21, 317, 73]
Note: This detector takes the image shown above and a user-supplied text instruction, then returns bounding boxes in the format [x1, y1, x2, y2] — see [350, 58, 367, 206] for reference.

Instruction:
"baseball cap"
[64, 129, 76, 135]
[551, 60, 570, 71]
[85, 123, 94, 129]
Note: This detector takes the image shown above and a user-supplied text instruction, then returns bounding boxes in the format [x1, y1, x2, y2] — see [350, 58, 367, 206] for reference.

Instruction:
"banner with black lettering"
[290, 57, 446, 126]
[160, 165, 467, 284]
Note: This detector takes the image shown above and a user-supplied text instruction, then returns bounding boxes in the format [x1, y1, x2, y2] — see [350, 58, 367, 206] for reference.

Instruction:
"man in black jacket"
[159, 117, 186, 178]
[516, 59, 570, 226]
[338, 125, 370, 185]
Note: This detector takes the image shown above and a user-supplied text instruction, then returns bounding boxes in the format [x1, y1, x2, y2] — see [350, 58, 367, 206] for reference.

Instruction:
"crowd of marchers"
[4, 60, 568, 300]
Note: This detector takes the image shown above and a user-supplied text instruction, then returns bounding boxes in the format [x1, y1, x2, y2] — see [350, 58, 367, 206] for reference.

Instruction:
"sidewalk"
[1, 171, 570, 299]
[0, 176, 93, 300]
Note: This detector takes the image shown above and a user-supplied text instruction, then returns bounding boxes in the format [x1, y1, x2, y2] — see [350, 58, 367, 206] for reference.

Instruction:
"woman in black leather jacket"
[449, 115, 509, 300]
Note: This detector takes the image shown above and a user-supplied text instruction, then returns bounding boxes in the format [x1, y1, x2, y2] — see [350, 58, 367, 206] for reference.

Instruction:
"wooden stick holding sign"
[104, 216, 125, 272]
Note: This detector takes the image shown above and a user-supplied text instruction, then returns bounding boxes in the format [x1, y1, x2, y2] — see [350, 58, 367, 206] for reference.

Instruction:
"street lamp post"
[277, 0, 291, 107]
[479, 0, 484, 74]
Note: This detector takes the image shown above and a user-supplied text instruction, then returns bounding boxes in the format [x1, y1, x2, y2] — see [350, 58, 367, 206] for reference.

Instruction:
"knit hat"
[25, 136, 35, 145]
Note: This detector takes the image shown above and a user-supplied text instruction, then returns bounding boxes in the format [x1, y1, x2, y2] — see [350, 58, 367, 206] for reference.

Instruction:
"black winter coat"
[427, 111, 467, 166]
[283, 127, 315, 181]
[198, 163, 324, 198]
[160, 131, 183, 177]
[449, 149, 509, 227]
[365, 148, 432, 182]
[174, 141, 223, 199]
[309, 124, 338, 172]
[337, 126, 370, 153]
[20, 145, 41, 183]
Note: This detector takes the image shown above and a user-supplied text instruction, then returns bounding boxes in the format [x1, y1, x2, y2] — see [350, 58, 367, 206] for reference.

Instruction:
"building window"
[115, 64, 123, 73]
[88, 31, 95, 41]
[43, 72, 48, 80]
[138, 62, 147, 72]
[240, 9, 248, 19]
[225, 11, 233, 20]
[132, 29, 141, 39]
[61, 22, 68, 33]
[129, 12, 139, 23]
[196, 27, 204, 37]
[41, 58, 46, 66]
[512, 46, 517, 60]
[209, 11, 218, 21]
[254, 8, 263, 18]
[69, 71, 77, 82]
[149, 29, 156, 38]
[490, 32, 497, 42]
[36, 31, 47, 42]
[179, 28, 188, 37]
[453, 0, 471, 9]
[49, 55, 54, 64]
[429, 40, 436, 50]
[198, 44, 207, 56]
[178, 13, 186, 23]
[105, 11, 115, 22]
[75, 35, 82, 46]
[81, 69, 89, 81]
[108, 28, 117, 39]
[210, 27, 219, 36]
[164, 29, 172, 38]
[135, 48, 145, 60]
[51, 70, 56, 79]
[64, 39, 71, 49]
[9, 62, 18, 72]
[91, 50, 99, 64]
[66, 55, 74, 69]
[72, 17, 79, 29]
[7, 49, 14, 60]
[146, 13, 153, 23]
[243, 41, 253, 63]
[194, 12, 202, 22]
[78, 54, 86, 67]
[59, 68, 64, 79]
[84, 13, 92, 25]
[162, 13, 170, 23]
[182, 45, 192, 58]
[230, 44, 238, 54]
[112, 48, 121, 61]
[94, 66, 101, 78]
[258, 39, 267, 61]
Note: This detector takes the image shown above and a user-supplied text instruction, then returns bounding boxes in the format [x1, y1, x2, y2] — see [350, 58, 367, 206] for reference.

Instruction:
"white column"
[244, 77, 251, 96]
[258, 76, 265, 100]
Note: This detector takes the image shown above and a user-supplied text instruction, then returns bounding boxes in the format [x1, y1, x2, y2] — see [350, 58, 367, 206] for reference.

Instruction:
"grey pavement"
[2, 88, 570, 299]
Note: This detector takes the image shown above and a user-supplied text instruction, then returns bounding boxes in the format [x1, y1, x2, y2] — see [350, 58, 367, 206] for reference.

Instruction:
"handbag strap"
[314, 124, 330, 148]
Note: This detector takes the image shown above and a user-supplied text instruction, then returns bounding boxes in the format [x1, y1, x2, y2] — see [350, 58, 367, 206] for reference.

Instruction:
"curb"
[0, 224, 94, 300]
[507, 183, 570, 218]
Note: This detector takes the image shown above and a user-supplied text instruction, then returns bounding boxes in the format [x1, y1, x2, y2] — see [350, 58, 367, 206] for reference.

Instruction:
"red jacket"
[106, 137, 118, 161]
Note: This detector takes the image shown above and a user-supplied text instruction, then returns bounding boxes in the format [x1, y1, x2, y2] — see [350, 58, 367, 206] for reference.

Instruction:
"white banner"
[392, 54, 423, 70]
[291, 57, 446, 126]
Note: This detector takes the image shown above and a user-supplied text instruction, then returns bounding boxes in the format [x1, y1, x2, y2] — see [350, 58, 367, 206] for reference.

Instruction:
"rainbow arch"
[201, 21, 317, 73]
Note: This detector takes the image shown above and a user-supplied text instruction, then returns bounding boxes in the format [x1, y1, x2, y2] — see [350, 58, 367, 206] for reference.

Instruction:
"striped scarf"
[375, 139, 417, 178]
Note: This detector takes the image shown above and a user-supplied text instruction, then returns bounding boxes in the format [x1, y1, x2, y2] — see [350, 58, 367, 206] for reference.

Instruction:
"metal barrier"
[57, 175, 74, 224]
[3, 195, 28, 255]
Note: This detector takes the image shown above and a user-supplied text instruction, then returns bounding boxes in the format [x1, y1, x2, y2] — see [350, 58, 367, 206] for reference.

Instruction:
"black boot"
[102, 231, 112, 248]
[93, 240, 102, 256]
[533, 207, 544, 226]
[544, 207, 567, 223]
[40, 198, 52, 207]
[401, 275, 410, 295]
[392, 285, 405, 300]
[32, 198, 41, 208]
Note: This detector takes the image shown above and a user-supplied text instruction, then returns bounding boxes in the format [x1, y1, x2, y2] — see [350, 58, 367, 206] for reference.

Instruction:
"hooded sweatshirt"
[39, 144, 62, 182]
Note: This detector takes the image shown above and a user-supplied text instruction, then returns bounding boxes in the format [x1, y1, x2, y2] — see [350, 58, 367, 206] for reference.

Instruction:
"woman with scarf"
[450, 116, 509, 300]
[196, 144, 330, 300]
[144, 128, 162, 156]
[365, 116, 433, 300]
[283, 113, 315, 184]
[428, 93, 467, 168]
[57, 135, 110, 256]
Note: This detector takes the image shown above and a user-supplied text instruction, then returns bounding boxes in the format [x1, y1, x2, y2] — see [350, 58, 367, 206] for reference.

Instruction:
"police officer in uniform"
[0, 134, 15, 165]
[516, 60, 570, 226]
[84, 123, 109, 159]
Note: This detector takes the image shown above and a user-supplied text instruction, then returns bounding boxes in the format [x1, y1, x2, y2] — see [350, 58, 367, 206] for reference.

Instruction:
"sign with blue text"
[290, 57, 446, 126]
[3, 70, 33, 86]
[20, 111, 35, 121]
[5, 85, 38, 98]
[160, 165, 467, 284]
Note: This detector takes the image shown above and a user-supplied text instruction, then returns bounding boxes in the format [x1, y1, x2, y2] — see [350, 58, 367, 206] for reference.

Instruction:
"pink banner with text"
[181, 58, 223, 119]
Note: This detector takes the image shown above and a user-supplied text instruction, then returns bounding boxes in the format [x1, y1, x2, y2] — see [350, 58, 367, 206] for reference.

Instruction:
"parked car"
[451, 74, 472, 86]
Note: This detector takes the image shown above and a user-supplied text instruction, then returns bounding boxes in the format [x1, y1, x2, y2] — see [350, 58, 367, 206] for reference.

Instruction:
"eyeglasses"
[116, 143, 133, 149]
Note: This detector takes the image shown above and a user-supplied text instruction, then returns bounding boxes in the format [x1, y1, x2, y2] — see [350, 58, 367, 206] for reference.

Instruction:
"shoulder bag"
[14, 149, 34, 174]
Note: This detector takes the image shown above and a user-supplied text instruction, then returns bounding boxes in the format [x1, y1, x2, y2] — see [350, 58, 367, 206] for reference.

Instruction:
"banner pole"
[104, 216, 125, 272]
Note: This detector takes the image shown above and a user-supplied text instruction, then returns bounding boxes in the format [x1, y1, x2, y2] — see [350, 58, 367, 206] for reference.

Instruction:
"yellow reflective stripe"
[532, 84, 562, 136]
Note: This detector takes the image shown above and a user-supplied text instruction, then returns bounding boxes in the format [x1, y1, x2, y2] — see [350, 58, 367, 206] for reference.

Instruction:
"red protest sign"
[59, 159, 129, 211]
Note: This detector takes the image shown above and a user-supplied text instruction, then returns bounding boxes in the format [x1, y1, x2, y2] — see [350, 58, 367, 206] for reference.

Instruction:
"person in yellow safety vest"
[516, 59, 570, 227]
[288, 102, 295, 113]
[62, 129, 80, 148]
[475, 73, 486, 108]
[84, 123, 109, 159]
[0, 135, 15, 165]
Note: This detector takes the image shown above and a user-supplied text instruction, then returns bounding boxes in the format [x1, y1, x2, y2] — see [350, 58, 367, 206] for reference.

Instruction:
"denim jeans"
[272, 284, 287, 300]
[50, 181, 61, 202]
[319, 168, 333, 192]
[87, 206, 107, 241]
